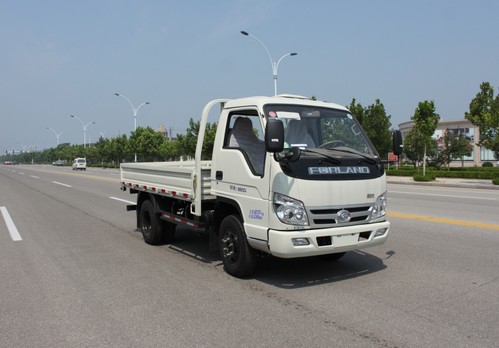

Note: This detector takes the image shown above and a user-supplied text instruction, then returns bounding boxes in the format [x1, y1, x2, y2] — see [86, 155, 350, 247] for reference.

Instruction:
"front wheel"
[218, 215, 256, 278]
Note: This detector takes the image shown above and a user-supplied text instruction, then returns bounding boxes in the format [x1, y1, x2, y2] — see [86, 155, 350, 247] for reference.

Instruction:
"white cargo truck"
[120, 95, 403, 277]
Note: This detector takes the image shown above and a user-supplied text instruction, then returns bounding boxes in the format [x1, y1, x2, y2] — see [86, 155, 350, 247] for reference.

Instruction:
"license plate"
[333, 234, 357, 247]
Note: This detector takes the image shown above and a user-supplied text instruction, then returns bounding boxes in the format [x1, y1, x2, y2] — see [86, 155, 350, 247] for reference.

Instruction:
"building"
[398, 119, 496, 167]
[155, 124, 176, 140]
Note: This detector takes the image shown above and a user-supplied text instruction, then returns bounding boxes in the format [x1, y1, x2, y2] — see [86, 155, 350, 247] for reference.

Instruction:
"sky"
[1, 0, 498, 154]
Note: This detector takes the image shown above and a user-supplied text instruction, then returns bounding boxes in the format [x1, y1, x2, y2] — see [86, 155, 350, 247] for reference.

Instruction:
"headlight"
[273, 193, 309, 226]
[369, 193, 387, 222]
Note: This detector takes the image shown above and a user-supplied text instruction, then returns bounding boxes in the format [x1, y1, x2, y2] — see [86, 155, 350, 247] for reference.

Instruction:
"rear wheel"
[139, 200, 175, 245]
[219, 215, 256, 278]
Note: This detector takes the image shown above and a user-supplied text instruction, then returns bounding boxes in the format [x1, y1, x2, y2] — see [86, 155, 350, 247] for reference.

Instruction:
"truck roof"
[223, 95, 349, 112]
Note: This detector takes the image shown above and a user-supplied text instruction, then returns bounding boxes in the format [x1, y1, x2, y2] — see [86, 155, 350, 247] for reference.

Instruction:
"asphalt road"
[1, 165, 498, 347]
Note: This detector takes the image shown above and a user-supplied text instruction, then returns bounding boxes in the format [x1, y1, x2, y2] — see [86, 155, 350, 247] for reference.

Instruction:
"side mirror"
[392, 130, 403, 156]
[265, 119, 284, 153]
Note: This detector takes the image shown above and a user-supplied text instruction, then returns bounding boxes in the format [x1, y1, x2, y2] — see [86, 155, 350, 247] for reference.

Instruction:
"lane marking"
[109, 196, 135, 205]
[389, 191, 497, 201]
[388, 212, 499, 231]
[0, 207, 22, 241]
[4, 166, 119, 183]
[30, 175, 39, 179]
[19, 172, 25, 175]
[52, 181, 72, 188]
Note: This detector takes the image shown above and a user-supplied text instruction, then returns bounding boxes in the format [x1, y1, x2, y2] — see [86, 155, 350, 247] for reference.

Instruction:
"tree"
[349, 98, 392, 158]
[176, 118, 218, 160]
[349, 98, 365, 125]
[411, 100, 440, 175]
[464, 82, 499, 159]
[363, 99, 392, 159]
[159, 139, 180, 161]
[94, 137, 111, 164]
[404, 129, 437, 168]
[431, 129, 472, 169]
[129, 127, 167, 162]
[110, 135, 131, 163]
[447, 131, 472, 167]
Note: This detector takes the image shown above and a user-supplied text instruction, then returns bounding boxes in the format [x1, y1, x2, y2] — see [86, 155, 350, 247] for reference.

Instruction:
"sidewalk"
[387, 175, 499, 190]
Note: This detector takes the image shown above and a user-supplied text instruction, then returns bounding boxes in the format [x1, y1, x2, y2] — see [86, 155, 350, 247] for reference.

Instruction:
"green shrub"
[448, 166, 498, 172]
[386, 170, 416, 177]
[482, 162, 493, 167]
[88, 162, 120, 169]
[413, 172, 436, 181]
[492, 177, 499, 185]
[435, 171, 495, 179]
[388, 167, 499, 179]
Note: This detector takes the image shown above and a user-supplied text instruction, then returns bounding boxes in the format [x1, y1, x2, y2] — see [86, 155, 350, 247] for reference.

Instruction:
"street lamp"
[114, 93, 150, 162]
[46, 127, 63, 146]
[70, 115, 95, 148]
[241, 30, 297, 96]
[114, 93, 150, 132]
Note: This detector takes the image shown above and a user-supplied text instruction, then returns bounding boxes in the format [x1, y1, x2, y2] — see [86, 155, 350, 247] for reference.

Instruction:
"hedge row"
[446, 167, 499, 172]
[387, 169, 498, 180]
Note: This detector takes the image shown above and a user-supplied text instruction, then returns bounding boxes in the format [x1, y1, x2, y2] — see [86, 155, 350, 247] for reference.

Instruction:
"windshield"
[264, 104, 378, 157]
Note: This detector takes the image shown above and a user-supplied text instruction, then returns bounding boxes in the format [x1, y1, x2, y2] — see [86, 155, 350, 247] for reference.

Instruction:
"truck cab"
[209, 96, 400, 275]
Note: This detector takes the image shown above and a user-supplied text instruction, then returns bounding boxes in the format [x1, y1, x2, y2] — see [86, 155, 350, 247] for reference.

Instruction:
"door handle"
[216, 171, 223, 180]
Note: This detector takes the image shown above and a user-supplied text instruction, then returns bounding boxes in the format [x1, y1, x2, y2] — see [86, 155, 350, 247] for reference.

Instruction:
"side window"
[225, 111, 265, 176]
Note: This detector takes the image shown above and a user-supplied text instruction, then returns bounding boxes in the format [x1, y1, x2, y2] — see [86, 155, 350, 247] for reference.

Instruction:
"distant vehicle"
[72, 158, 87, 171]
[3, 161, 16, 165]
[52, 160, 64, 166]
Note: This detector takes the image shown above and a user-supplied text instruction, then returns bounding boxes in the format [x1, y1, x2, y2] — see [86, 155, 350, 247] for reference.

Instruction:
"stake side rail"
[121, 181, 195, 202]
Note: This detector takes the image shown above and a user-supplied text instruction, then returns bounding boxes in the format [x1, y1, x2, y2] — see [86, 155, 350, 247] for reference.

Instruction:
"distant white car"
[72, 158, 87, 171]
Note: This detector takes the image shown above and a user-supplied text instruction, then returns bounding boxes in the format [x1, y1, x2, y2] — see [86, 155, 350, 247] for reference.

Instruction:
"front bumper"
[267, 221, 390, 258]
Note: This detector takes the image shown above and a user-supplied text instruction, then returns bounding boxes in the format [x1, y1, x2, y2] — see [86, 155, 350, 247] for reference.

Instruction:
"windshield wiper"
[300, 148, 341, 164]
[326, 148, 378, 165]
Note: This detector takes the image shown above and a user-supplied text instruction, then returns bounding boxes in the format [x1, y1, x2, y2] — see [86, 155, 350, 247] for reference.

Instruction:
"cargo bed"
[120, 161, 214, 202]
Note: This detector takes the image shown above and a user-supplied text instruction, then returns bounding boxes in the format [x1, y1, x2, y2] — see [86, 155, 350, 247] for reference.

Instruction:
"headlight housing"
[273, 193, 309, 226]
[369, 193, 387, 222]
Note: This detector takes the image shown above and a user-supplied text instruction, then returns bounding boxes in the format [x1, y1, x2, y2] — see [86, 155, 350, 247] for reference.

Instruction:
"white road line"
[19, 172, 25, 175]
[389, 191, 497, 201]
[109, 197, 135, 205]
[30, 175, 39, 179]
[0, 207, 22, 241]
[52, 181, 72, 188]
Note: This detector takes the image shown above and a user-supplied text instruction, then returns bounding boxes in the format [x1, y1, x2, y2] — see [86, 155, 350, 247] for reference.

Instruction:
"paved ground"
[387, 175, 499, 190]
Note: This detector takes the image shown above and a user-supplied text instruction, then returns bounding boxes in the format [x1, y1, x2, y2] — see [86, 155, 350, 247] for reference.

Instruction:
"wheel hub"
[221, 232, 238, 262]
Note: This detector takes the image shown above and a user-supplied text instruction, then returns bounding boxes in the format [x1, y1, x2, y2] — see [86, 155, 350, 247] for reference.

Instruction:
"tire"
[218, 215, 256, 278]
[139, 200, 175, 245]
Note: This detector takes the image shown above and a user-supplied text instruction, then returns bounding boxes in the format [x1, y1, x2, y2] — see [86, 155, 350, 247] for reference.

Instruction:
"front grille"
[307, 204, 373, 228]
